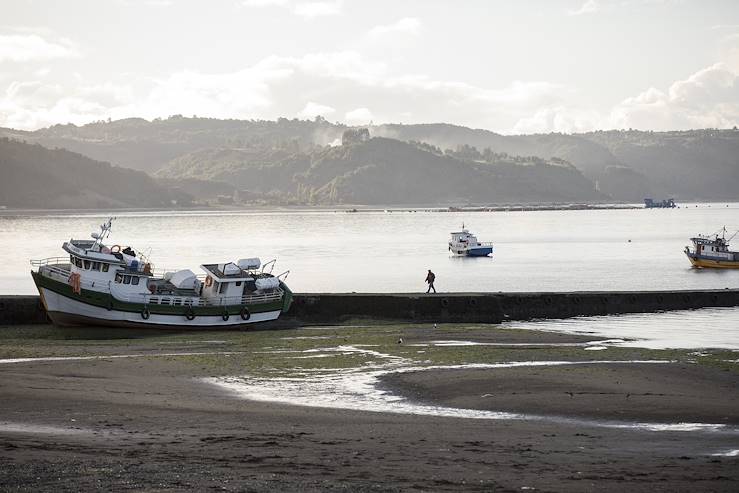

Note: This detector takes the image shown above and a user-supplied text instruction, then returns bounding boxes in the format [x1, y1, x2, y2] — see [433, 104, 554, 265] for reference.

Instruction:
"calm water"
[2, 204, 739, 295]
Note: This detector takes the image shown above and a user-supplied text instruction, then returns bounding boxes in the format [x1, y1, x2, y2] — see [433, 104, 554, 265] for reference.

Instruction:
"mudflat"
[0, 323, 737, 492]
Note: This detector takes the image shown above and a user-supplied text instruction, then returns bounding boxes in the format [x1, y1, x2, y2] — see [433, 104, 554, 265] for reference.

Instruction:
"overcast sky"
[1, 0, 738, 133]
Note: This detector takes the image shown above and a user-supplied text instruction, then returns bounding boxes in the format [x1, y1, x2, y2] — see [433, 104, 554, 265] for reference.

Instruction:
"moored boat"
[684, 227, 739, 269]
[30, 218, 293, 328]
[448, 225, 493, 257]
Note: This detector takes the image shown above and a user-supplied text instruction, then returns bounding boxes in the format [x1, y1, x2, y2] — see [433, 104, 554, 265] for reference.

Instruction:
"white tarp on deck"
[169, 269, 198, 290]
[255, 277, 279, 290]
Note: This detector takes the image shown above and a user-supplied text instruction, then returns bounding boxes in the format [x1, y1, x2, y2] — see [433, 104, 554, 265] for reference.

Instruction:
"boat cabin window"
[123, 275, 131, 285]
[70, 255, 74, 263]
[102, 263, 109, 272]
[131, 276, 139, 286]
[75, 258, 83, 268]
[84, 260, 91, 270]
[115, 273, 123, 283]
[218, 282, 227, 294]
[92, 261, 100, 271]
[236, 281, 242, 286]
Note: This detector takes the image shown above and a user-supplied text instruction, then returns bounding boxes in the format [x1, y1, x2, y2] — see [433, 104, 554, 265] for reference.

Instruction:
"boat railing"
[110, 284, 283, 307]
[36, 264, 73, 282]
[30, 257, 70, 268]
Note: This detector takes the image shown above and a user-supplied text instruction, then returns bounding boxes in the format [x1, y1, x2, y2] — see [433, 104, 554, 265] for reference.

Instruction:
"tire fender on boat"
[240, 307, 251, 321]
[222, 312, 230, 321]
[185, 305, 195, 320]
[141, 307, 150, 320]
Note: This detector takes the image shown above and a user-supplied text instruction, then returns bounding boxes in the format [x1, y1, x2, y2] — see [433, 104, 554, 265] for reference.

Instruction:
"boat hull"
[33, 271, 286, 329]
[466, 247, 493, 257]
[686, 253, 739, 269]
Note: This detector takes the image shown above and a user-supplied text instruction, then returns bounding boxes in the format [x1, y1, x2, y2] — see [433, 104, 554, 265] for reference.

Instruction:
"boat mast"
[93, 217, 115, 248]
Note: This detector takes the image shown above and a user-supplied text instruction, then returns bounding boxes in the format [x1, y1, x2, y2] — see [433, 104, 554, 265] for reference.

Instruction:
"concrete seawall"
[1, 290, 738, 326]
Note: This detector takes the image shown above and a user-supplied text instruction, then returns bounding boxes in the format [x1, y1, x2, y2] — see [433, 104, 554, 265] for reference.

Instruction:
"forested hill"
[374, 124, 739, 201]
[155, 137, 605, 205]
[0, 138, 192, 209]
[2, 116, 737, 203]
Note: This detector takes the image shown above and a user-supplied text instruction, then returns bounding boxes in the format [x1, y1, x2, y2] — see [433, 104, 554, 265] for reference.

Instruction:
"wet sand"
[0, 325, 737, 491]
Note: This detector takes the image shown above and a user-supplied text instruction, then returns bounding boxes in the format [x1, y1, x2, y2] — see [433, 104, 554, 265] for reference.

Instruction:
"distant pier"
[1, 289, 738, 326]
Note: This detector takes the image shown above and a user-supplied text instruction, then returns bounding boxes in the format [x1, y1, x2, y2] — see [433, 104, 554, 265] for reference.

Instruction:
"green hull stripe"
[32, 271, 283, 316]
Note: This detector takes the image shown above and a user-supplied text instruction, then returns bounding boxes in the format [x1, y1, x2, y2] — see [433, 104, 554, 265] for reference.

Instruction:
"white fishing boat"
[30, 218, 292, 328]
[448, 225, 494, 257]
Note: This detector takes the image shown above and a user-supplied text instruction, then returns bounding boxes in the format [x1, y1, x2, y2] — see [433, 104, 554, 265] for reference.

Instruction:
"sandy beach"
[0, 323, 737, 492]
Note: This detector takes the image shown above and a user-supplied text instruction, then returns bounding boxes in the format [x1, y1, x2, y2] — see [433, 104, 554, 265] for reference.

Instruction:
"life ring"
[240, 307, 251, 320]
[111, 245, 121, 254]
[141, 307, 150, 320]
[222, 312, 230, 321]
[185, 305, 195, 321]
[205, 276, 213, 287]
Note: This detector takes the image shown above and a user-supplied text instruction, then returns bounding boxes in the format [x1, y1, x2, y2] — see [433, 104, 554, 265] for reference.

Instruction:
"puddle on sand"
[509, 307, 739, 350]
[711, 449, 739, 457]
[206, 358, 735, 434]
[0, 421, 88, 435]
[0, 351, 243, 365]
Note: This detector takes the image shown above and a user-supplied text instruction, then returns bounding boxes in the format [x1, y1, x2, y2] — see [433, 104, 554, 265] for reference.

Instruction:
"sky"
[1, 0, 738, 134]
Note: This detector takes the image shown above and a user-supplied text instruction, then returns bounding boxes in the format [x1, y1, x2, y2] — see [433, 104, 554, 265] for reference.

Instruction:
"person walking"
[425, 269, 436, 293]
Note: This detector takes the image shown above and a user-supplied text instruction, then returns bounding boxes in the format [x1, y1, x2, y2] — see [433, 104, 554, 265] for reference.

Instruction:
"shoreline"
[1, 201, 736, 217]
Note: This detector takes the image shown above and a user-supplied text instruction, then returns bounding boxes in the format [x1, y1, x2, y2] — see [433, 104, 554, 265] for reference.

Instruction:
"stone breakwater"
[1, 290, 738, 326]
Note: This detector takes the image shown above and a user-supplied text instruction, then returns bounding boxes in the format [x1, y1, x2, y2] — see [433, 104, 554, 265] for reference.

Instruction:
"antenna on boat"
[92, 217, 115, 247]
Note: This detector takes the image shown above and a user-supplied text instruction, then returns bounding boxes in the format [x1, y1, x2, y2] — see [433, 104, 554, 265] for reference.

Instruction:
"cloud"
[512, 106, 603, 134]
[568, 0, 599, 16]
[610, 63, 739, 130]
[297, 101, 335, 118]
[344, 107, 373, 124]
[241, 0, 288, 6]
[5, 49, 736, 134]
[0, 34, 79, 63]
[241, 0, 341, 18]
[0, 50, 567, 131]
[368, 17, 422, 39]
[293, 1, 342, 18]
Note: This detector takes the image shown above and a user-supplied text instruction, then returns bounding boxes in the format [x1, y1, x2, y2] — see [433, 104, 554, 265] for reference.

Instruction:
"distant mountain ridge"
[2, 116, 738, 205]
[0, 138, 192, 209]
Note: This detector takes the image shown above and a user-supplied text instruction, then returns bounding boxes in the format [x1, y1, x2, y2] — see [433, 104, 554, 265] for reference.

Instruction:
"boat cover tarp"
[255, 277, 279, 290]
[237, 257, 261, 270]
[170, 269, 198, 289]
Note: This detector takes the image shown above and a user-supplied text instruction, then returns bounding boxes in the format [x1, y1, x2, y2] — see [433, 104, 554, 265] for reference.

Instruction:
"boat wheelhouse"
[31, 218, 292, 328]
[684, 227, 739, 269]
[448, 226, 494, 257]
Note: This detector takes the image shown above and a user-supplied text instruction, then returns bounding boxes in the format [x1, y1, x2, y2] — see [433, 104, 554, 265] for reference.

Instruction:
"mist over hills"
[1, 116, 737, 208]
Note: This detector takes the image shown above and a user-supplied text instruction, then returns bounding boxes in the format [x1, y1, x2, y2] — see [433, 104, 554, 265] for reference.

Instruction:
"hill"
[0, 138, 193, 209]
[155, 137, 604, 205]
[3, 117, 737, 203]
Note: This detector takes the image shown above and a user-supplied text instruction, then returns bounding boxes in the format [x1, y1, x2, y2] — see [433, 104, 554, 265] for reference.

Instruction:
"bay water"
[2, 204, 738, 295]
